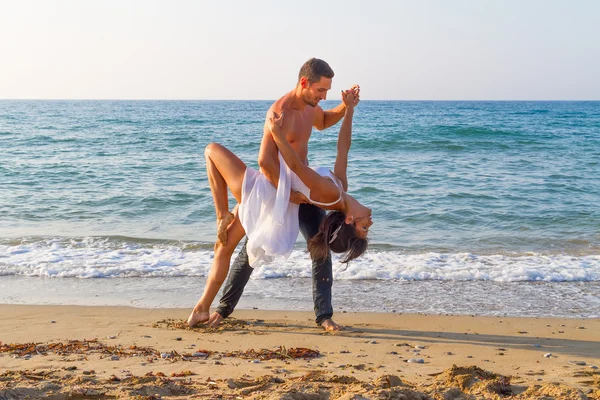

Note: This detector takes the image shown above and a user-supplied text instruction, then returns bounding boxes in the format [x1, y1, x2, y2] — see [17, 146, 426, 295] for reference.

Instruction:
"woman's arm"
[267, 112, 340, 203]
[333, 90, 356, 192]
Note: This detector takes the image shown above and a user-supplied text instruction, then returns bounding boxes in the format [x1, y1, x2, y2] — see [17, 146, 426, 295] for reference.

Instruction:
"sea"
[1, 100, 599, 318]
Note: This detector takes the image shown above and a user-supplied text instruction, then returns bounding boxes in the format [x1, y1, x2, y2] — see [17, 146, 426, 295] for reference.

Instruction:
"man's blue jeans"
[215, 203, 334, 324]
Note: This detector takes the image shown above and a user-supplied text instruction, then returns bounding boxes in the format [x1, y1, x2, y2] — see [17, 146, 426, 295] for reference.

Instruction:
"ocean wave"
[1, 236, 599, 282]
[432, 126, 521, 137]
[510, 109, 550, 115]
[96, 118, 138, 124]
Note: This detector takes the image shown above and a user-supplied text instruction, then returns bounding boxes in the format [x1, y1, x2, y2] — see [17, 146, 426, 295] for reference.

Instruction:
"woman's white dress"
[237, 153, 343, 268]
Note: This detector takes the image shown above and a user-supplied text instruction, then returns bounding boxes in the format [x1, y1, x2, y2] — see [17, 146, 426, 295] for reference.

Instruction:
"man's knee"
[231, 242, 251, 269]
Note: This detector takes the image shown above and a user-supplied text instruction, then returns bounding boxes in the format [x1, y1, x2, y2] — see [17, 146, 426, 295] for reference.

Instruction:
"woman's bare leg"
[187, 212, 246, 327]
[205, 145, 232, 244]
[204, 142, 246, 244]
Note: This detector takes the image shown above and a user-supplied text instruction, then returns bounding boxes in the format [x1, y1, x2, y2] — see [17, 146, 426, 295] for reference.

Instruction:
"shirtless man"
[208, 58, 359, 331]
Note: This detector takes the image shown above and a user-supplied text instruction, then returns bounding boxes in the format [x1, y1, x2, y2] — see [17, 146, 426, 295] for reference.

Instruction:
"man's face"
[302, 76, 332, 107]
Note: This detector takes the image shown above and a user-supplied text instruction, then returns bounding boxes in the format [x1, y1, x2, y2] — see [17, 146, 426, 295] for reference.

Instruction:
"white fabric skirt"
[238, 154, 300, 268]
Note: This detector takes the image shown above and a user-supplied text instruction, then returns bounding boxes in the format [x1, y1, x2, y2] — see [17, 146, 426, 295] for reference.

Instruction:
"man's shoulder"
[271, 91, 298, 112]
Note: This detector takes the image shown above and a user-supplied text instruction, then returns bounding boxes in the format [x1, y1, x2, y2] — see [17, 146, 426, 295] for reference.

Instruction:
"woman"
[187, 90, 372, 327]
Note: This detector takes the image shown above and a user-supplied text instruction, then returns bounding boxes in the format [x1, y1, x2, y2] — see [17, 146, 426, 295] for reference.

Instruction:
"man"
[207, 58, 359, 331]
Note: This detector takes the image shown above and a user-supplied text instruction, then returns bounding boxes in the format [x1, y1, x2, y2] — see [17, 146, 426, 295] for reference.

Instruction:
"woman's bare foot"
[217, 212, 235, 245]
[187, 309, 210, 327]
[320, 318, 344, 331]
[207, 312, 224, 328]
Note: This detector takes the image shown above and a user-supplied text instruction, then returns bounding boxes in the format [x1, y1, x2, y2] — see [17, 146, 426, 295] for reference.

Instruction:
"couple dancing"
[188, 58, 372, 331]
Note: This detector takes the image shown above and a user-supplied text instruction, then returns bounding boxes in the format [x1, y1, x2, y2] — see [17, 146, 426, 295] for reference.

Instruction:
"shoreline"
[1, 304, 599, 399]
[1, 276, 599, 319]
[1, 301, 600, 320]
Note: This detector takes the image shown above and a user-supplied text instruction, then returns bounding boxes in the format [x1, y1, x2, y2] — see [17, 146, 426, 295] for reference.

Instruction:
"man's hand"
[290, 190, 309, 205]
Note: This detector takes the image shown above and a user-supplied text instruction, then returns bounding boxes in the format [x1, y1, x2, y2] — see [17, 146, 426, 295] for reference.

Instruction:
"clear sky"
[1, 0, 598, 100]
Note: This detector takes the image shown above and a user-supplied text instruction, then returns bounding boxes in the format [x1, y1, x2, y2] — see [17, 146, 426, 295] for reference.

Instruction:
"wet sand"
[0, 304, 599, 399]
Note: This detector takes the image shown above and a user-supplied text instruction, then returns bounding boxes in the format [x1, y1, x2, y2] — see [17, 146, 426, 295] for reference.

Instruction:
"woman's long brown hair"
[308, 211, 368, 263]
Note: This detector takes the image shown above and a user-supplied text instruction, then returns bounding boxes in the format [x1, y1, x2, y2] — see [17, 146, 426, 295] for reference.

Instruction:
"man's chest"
[287, 110, 314, 141]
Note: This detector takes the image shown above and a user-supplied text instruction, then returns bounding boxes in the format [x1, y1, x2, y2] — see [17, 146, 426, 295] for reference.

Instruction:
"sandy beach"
[0, 305, 598, 399]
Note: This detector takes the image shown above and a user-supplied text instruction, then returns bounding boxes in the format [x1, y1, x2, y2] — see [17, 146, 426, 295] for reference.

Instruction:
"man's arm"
[257, 122, 280, 189]
[313, 84, 360, 131]
[313, 103, 346, 131]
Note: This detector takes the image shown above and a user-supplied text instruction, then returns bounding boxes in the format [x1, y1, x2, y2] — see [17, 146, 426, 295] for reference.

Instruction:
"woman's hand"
[350, 84, 360, 106]
[267, 111, 285, 138]
[342, 84, 360, 107]
[341, 90, 357, 109]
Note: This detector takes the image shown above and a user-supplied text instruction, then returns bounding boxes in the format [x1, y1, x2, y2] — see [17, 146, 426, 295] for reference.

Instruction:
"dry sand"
[0, 304, 599, 399]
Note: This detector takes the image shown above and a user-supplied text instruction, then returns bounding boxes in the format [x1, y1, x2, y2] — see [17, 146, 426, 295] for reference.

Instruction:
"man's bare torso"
[266, 91, 317, 164]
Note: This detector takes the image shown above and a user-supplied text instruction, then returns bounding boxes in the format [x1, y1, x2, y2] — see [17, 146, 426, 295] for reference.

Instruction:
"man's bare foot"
[187, 309, 209, 327]
[217, 212, 235, 245]
[320, 318, 344, 332]
[207, 312, 224, 328]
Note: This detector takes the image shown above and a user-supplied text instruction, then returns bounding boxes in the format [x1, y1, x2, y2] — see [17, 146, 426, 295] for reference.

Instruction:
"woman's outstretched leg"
[204, 142, 247, 245]
[187, 212, 246, 327]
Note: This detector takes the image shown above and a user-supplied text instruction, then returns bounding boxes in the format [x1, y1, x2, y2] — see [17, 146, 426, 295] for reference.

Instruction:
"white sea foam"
[1, 237, 599, 282]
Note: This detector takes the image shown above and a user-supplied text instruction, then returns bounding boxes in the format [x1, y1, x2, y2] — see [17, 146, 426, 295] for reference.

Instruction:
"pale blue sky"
[1, 0, 598, 100]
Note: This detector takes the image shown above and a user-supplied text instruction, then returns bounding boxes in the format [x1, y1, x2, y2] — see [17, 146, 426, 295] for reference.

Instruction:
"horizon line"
[1, 98, 599, 102]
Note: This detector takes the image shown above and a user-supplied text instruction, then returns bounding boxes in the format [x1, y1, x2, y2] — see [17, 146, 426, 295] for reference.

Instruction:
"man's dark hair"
[298, 58, 334, 84]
